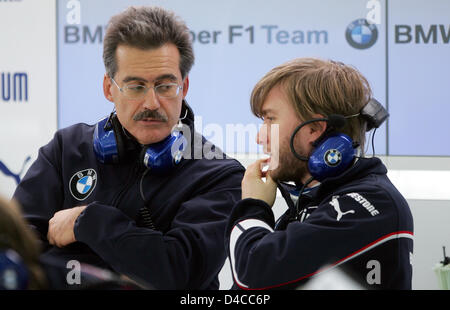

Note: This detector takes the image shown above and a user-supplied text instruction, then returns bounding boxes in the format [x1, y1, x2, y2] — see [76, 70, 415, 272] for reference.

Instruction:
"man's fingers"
[46, 207, 85, 248]
[47, 217, 53, 243]
[265, 173, 277, 187]
[47, 217, 56, 245]
[245, 158, 270, 178]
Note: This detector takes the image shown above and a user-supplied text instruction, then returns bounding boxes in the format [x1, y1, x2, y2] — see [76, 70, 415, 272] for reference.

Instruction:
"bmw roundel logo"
[69, 169, 97, 201]
[345, 19, 378, 49]
[324, 149, 342, 167]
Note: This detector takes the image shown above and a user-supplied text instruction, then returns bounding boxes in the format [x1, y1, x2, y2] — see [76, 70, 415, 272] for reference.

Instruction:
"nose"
[142, 88, 161, 110]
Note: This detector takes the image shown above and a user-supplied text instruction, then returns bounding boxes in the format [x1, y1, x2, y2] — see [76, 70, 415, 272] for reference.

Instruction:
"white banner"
[0, 0, 57, 199]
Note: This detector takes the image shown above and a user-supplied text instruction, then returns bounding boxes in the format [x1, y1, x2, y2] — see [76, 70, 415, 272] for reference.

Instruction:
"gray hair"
[103, 6, 194, 79]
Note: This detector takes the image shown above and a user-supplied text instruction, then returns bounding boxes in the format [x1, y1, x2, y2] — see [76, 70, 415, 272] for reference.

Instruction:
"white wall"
[0, 0, 57, 199]
[409, 200, 450, 290]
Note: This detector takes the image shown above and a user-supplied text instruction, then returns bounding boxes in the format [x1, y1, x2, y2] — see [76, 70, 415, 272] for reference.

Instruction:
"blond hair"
[251, 58, 372, 151]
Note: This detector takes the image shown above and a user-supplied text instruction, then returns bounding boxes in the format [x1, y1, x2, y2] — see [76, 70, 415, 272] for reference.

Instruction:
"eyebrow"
[122, 76, 148, 83]
[122, 74, 178, 84]
[154, 74, 178, 83]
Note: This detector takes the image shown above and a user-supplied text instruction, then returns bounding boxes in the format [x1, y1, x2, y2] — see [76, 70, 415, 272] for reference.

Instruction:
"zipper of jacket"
[111, 162, 141, 208]
[138, 168, 156, 230]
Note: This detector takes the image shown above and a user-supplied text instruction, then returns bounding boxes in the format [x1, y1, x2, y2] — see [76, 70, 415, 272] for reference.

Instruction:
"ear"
[182, 76, 189, 98]
[103, 74, 114, 102]
[307, 114, 328, 143]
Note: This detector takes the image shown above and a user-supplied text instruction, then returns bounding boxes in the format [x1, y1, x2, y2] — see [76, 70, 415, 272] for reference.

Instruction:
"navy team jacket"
[225, 157, 414, 290]
[13, 106, 245, 290]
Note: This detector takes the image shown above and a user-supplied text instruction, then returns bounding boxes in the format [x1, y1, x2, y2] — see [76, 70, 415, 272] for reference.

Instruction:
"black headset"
[282, 98, 388, 223]
[289, 98, 388, 182]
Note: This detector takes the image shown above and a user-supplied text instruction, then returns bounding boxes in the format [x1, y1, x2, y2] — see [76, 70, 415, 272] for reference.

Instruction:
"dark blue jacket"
[13, 105, 245, 289]
[225, 157, 414, 290]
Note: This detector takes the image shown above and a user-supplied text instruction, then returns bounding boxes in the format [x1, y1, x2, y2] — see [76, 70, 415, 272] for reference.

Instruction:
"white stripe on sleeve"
[229, 219, 274, 288]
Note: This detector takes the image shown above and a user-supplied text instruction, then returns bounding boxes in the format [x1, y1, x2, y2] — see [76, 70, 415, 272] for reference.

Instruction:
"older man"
[14, 6, 244, 289]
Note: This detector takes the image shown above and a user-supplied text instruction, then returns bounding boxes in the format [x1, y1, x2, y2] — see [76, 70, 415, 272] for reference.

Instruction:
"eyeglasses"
[110, 77, 183, 100]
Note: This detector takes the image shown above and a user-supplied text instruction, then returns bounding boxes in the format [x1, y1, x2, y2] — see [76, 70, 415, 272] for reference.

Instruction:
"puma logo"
[0, 156, 31, 185]
[329, 196, 355, 221]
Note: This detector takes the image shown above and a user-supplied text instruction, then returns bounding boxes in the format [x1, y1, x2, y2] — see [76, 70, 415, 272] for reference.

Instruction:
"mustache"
[133, 109, 168, 122]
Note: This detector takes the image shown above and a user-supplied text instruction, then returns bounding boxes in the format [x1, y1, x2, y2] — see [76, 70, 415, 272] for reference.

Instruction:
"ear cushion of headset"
[308, 133, 355, 181]
[110, 115, 126, 163]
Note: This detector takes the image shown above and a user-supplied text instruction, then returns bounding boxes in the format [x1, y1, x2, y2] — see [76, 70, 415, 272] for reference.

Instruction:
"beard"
[268, 136, 309, 185]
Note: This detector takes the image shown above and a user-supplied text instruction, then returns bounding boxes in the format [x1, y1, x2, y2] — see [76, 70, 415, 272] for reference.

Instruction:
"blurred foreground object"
[433, 246, 450, 290]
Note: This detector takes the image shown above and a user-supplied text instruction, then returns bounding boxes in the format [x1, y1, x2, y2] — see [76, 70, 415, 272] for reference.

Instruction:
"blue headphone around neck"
[93, 112, 187, 174]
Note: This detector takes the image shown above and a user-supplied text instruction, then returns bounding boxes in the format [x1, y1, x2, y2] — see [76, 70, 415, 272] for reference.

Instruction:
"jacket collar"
[316, 157, 387, 197]
[277, 157, 387, 208]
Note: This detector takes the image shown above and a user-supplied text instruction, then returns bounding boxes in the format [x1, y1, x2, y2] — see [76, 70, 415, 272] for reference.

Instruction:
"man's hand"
[47, 206, 86, 247]
[241, 159, 277, 207]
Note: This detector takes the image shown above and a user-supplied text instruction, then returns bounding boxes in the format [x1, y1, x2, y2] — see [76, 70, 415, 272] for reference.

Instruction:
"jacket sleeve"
[74, 165, 244, 289]
[12, 133, 63, 246]
[225, 190, 403, 290]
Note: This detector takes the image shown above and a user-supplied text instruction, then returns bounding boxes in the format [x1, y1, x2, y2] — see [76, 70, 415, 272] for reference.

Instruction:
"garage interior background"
[0, 0, 449, 290]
